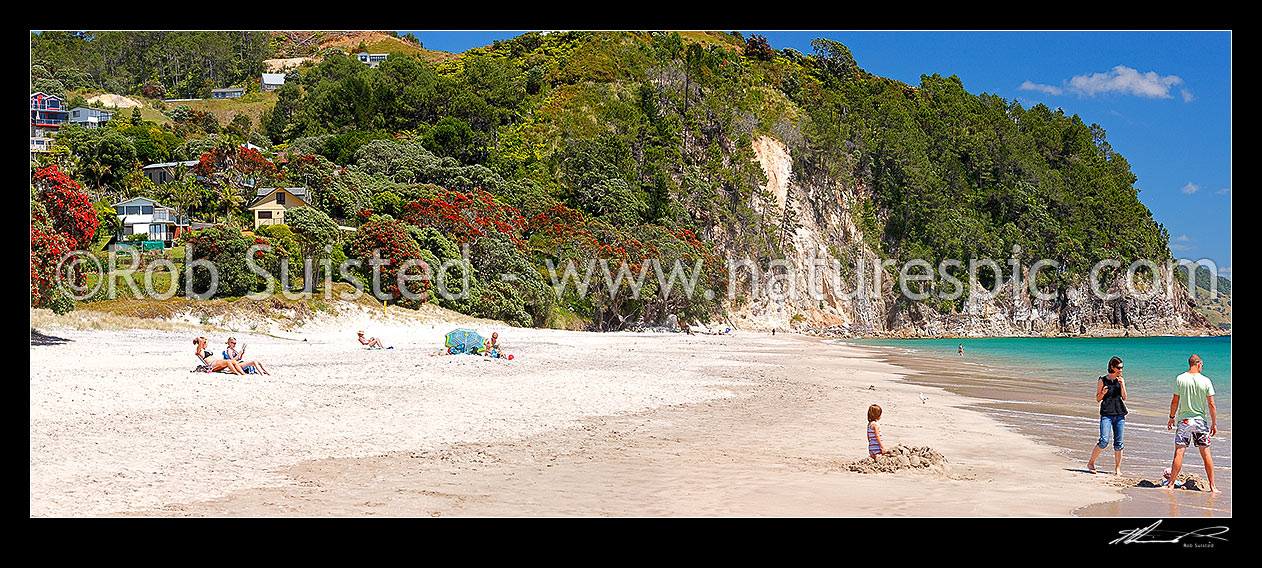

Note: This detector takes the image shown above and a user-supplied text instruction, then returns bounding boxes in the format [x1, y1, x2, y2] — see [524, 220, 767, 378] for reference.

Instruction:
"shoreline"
[840, 338, 1231, 517]
[31, 318, 1127, 517]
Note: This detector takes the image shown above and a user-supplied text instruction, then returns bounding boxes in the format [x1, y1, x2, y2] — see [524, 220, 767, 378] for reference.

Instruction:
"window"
[258, 211, 272, 219]
[276, 192, 286, 205]
[115, 207, 124, 215]
[125, 206, 142, 215]
[141, 206, 154, 215]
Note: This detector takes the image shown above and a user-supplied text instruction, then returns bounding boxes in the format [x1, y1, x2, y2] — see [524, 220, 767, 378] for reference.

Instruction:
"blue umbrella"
[445, 329, 486, 355]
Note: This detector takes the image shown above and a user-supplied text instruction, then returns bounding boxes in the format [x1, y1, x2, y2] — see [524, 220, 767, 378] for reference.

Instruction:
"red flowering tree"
[31, 166, 100, 314]
[527, 203, 727, 329]
[403, 187, 527, 248]
[195, 143, 280, 224]
[30, 199, 74, 313]
[32, 166, 99, 250]
[345, 215, 432, 309]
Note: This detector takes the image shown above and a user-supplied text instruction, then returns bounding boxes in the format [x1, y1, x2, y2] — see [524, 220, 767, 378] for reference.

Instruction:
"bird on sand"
[919, 392, 929, 404]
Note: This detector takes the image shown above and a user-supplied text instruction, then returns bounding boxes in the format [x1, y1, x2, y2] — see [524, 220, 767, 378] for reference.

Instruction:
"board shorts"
[1174, 418, 1211, 448]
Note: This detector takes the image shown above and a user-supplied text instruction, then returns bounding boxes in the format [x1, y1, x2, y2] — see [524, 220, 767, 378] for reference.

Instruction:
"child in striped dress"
[867, 404, 886, 457]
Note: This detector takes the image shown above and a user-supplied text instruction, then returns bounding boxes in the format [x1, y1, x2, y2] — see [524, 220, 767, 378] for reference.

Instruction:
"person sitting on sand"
[223, 337, 271, 375]
[484, 332, 501, 358]
[357, 330, 391, 350]
[192, 336, 248, 375]
[867, 404, 887, 457]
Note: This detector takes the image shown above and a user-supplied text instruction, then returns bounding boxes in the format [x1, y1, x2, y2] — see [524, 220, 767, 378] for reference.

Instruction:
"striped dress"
[867, 423, 882, 455]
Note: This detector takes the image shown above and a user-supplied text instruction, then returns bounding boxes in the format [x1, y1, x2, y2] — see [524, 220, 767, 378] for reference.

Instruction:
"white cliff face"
[721, 136, 1218, 337]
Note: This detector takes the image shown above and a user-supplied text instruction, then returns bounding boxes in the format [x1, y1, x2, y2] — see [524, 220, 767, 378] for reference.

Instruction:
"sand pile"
[86, 94, 143, 108]
[1117, 473, 1206, 491]
[844, 444, 948, 474]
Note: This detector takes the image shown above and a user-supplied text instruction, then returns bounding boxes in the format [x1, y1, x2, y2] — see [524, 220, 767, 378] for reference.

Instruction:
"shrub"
[181, 225, 278, 298]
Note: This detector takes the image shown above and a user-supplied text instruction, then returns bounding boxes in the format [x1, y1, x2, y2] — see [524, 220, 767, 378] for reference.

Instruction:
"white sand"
[30, 309, 1124, 517]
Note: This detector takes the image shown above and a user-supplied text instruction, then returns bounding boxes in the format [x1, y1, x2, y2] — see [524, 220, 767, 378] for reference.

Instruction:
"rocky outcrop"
[721, 136, 1223, 337]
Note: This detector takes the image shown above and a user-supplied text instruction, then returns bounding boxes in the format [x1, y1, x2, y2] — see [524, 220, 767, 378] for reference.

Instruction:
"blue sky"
[406, 30, 1232, 277]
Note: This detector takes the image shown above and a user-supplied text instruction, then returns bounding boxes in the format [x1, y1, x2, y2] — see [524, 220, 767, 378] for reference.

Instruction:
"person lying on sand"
[358, 331, 391, 350]
[192, 336, 248, 375]
[224, 337, 271, 375]
[428, 347, 454, 357]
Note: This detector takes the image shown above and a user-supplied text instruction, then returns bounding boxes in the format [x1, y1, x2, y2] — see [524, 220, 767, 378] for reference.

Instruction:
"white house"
[68, 106, 115, 129]
[261, 73, 285, 91]
[356, 53, 389, 67]
[111, 197, 189, 246]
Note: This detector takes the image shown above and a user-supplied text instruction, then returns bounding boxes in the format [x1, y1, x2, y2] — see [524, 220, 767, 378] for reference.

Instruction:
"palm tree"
[81, 161, 112, 193]
[217, 182, 245, 226]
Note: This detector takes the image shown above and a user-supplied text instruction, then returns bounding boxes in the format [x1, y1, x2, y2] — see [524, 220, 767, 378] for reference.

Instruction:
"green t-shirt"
[1174, 372, 1216, 422]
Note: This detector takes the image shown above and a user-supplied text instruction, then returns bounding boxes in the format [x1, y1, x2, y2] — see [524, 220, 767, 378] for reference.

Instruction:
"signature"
[1110, 520, 1229, 545]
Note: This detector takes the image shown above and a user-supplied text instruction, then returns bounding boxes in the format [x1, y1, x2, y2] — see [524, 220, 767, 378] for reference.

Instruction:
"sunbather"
[223, 337, 271, 375]
[358, 330, 391, 349]
[484, 332, 502, 357]
[192, 336, 247, 375]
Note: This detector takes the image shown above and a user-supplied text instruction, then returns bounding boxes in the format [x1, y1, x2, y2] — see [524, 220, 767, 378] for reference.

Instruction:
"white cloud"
[1021, 65, 1187, 100]
[1182, 182, 1202, 195]
[1018, 80, 1064, 96]
[1068, 66, 1184, 98]
[1170, 243, 1195, 252]
[1173, 234, 1191, 242]
[1215, 187, 1231, 195]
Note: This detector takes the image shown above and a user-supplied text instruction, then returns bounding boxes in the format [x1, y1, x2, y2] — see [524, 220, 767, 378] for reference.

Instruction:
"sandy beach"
[31, 307, 1127, 517]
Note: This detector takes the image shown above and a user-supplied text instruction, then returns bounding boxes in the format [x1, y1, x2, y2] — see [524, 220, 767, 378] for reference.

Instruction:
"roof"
[248, 187, 311, 209]
[211, 87, 245, 92]
[254, 187, 308, 198]
[261, 73, 285, 84]
[68, 106, 114, 115]
[142, 160, 200, 170]
[112, 196, 174, 209]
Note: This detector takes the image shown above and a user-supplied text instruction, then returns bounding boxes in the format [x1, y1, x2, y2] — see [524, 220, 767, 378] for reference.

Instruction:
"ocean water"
[839, 335, 1231, 516]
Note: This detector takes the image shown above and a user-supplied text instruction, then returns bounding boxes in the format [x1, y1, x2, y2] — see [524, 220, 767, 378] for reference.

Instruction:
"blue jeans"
[1096, 415, 1125, 451]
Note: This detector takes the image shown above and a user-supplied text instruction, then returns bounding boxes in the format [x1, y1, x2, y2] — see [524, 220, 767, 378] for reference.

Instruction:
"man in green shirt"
[1164, 354, 1221, 493]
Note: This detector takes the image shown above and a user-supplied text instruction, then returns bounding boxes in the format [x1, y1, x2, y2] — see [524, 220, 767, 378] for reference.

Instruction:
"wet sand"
[854, 343, 1231, 517]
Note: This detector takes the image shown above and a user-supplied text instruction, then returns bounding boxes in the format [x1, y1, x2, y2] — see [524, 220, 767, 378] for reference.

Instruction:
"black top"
[1099, 375, 1127, 417]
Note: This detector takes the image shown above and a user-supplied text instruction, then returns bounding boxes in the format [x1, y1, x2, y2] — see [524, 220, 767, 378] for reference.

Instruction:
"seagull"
[919, 393, 929, 404]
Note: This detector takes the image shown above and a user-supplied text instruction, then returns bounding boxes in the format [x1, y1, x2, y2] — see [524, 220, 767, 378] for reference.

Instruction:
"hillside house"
[356, 53, 389, 67]
[248, 187, 312, 229]
[31, 92, 68, 129]
[142, 160, 201, 186]
[31, 92, 68, 155]
[261, 73, 285, 91]
[211, 87, 245, 99]
[68, 106, 115, 128]
[111, 196, 190, 247]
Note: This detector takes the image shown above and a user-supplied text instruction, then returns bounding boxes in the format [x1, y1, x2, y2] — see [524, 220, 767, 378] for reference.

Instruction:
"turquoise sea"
[842, 335, 1231, 516]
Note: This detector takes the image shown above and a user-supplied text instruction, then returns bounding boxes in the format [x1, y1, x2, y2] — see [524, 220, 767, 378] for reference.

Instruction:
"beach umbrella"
[445, 329, 486, 355]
